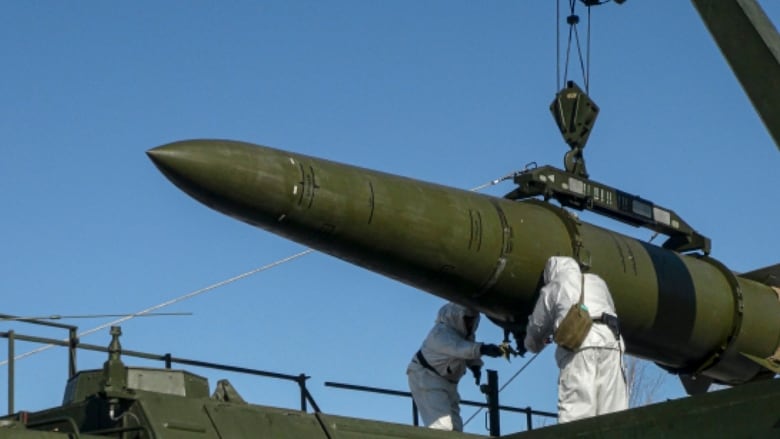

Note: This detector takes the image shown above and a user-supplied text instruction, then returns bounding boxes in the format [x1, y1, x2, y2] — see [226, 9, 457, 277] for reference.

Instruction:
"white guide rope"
[2, 170, 517, 366]
[0, 249, 314, 366]
[463, 351, 542, 428]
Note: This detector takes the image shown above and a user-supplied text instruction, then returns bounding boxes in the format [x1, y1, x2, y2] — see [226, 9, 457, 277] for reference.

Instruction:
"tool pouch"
[554, 274, 592, 350]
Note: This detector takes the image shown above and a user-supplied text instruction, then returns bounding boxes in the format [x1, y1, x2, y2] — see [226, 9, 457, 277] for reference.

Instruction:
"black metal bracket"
[504, 165, 711, 255]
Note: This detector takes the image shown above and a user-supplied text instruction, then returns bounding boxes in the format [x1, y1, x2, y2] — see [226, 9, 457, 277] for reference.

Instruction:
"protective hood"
[544, 256, 581, 284]
[437, 302, 480, 338]
[408, 302, 484, 381]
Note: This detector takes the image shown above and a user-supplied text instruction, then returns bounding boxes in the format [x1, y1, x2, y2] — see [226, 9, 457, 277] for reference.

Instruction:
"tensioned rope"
[0, 249, 314, 366]
[1, 171, 521, 368]
[4, 168, 544, 428]
[462, 351, 542, 427]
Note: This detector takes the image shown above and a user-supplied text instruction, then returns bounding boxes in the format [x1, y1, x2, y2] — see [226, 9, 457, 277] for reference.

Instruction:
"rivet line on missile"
[0, 249, 314, 366]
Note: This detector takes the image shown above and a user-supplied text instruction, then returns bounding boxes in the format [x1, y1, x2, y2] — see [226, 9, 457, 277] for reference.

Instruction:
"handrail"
[325, 379, 557, 433]
[1, 330, 319, 415]
[2, 327, 555, 434]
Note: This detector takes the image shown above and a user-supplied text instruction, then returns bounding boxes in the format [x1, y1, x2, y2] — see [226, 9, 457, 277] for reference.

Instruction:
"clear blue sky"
[1, 1, 778, 435]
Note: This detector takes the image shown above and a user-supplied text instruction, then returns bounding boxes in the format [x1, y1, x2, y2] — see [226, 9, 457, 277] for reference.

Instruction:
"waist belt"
[592, 313, 620, 339]
[415, 351, 458, 383]
[415, 351, 458, 384]
[416, 350, 440, 375]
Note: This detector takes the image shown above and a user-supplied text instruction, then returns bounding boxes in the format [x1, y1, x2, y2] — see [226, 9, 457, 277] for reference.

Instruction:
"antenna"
[0, 312, 192, 322]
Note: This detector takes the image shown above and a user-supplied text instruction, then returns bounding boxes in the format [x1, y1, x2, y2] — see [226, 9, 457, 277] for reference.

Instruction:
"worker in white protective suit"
[407, 302, 503, 431]
[524, 256, 628, 423]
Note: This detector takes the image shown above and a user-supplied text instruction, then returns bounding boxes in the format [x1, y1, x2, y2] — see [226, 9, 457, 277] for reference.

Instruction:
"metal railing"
[326, 370, 557, 435]
[0, 317, 320, 415]
[1, 318, 556, 436]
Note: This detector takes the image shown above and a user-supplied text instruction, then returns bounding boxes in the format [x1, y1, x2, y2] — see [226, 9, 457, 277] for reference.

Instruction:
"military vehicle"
[1, 0, 778, 437]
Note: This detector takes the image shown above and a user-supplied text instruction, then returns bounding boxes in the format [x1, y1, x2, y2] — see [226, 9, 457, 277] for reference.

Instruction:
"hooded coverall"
[406, 302, 484, 431]
[524, 256, 628, 423]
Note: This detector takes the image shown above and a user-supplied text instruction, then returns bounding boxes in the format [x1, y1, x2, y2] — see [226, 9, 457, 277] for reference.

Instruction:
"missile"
[147, 139, 780, 386]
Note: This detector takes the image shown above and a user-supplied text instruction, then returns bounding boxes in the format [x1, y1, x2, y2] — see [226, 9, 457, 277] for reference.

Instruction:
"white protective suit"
[524, 256, 628, 423]
[407, 302, 484, 431]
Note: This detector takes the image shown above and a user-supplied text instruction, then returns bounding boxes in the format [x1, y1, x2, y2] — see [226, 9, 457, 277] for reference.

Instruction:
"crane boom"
[692, 0, 780, 151]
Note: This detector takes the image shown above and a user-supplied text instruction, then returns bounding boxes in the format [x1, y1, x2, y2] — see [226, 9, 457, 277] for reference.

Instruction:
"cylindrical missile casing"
[148, 139, 780, 384]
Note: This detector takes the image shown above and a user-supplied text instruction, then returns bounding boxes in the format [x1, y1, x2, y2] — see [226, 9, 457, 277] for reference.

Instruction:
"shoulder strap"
[578, 273, 585, 305]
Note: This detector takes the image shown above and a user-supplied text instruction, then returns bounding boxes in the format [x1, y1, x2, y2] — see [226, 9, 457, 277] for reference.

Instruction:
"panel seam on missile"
[307, 165, 318, 209]
[367, 180, 375, 224]
[468, 209, 483, 252]
[522, 199, 583, 262]
[296, 162, 306, 206]
[626, 240, 638, 275]
[474, 200, 511, 297]
[468, 210, 475, 250]
[691, 255, 746, 377]
[609, 233, 628, 273]
[609, 234, 638, 275]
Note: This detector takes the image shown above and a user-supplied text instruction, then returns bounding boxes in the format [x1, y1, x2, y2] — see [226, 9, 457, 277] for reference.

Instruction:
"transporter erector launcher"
[147, 139, 779, 390]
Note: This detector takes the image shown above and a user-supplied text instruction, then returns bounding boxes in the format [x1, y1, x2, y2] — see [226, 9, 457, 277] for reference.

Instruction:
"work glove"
[498, 342, 519, 361]
[509, 329, 528, 358]
[469, 365, 482, 385]
[515, 341, 527, 358]
[480, 343, 503, 358]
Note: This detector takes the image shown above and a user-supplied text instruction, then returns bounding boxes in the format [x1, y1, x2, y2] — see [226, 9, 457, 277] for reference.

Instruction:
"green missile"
[147, 139, 780, 385]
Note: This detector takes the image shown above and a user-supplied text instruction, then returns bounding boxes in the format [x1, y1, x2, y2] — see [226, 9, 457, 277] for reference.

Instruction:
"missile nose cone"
[146, 140, 220, 203]
[146, 140, 217, 186]
[147, 139, 298, 229]
[146, 144, 181, 173]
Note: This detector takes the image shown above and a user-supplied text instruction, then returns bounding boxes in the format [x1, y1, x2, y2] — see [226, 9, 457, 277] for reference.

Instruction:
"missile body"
[147, 139, 779, 384]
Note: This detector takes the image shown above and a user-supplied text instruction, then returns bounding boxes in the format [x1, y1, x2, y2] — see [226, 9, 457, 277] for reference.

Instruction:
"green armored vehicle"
[1, 326, 491, 438]
[1, 325, 779, 438]
[2, 0, 779, 437]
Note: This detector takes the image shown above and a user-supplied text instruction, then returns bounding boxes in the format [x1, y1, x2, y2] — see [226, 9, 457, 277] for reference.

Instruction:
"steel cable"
[0, 249, 314, 366]
[2, 168, 516, 367]
[462, 351, 542, 428]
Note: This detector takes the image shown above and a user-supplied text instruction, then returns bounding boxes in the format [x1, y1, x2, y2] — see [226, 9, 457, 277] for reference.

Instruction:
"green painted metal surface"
[504, 377, 780, 438]
[692, 0, 780, 151]
[2, 356, 777, 438]
[148, 139, 780, 385]
[3, 380, 487, 438]
[2, 2, 779, 438]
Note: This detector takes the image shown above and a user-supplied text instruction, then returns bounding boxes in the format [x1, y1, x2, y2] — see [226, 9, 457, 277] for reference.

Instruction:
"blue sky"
[1, 1, 778, 435]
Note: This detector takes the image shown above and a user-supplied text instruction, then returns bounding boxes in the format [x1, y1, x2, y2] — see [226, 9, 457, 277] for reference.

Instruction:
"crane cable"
[558, 0, 607, 94]
[462, 351, 542, 428]
[0, 249, 314, 366]
[455, 2, 608, 417]
[469, 171, 519, 192]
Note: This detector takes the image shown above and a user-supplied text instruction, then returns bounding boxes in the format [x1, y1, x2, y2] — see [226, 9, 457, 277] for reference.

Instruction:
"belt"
[415, 351, 459, 383]
[416, 350, 439, 375]
[592, 313, 620, 338]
